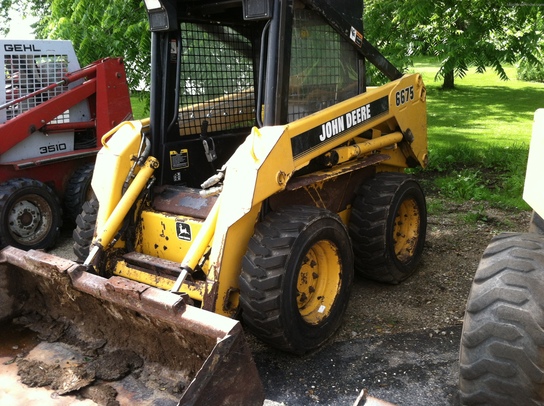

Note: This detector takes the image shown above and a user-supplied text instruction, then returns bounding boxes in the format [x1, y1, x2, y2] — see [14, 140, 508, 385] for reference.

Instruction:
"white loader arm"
[524, 109, 544, 218]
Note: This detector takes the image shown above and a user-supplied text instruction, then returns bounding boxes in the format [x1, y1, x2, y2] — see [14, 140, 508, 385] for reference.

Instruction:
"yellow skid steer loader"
[1, 0, 428, 403]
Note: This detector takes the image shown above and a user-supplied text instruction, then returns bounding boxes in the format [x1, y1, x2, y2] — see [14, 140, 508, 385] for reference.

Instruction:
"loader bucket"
[0, 246, 264, 405]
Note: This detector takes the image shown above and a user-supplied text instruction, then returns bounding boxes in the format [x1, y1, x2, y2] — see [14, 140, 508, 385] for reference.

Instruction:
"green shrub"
[428, 142, 529, 209]
[435, 169, 487, 201]
[517, 59, 544, 83]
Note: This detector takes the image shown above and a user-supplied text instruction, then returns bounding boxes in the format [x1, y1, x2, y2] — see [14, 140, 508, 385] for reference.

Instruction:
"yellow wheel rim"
[296, 240, 341, 325]
[393, 197, 421, 263]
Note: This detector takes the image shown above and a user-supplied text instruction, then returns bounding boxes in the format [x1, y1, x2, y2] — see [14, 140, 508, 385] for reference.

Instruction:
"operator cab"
[143, 0, 399, 188]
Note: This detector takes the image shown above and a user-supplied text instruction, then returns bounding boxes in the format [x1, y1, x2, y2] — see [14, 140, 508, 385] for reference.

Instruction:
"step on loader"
[1, 0, 428, 404]
[0, 40, 132, 250]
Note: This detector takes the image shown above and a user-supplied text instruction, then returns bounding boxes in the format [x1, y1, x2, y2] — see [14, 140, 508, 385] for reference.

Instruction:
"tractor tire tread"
[459, 232, 544, 405]
[64, 163, 95, 223]
[349, 172, 426, 283]
[240, 206, 352, 353]
[73, 198, 99, 262]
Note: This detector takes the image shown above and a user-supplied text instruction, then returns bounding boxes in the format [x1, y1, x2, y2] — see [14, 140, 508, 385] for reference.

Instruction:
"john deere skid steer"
[1, 0, 428, 403]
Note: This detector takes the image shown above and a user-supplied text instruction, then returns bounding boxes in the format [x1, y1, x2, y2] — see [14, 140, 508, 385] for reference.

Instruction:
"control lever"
[200, 120, 217, 163]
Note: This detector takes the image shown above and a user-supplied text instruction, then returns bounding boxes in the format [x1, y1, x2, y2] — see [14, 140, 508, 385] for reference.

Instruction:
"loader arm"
[523, 108, 544, 218]
[0, 58, 131, 155]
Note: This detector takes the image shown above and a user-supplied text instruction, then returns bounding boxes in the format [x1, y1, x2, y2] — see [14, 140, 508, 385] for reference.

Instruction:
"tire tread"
[460, 232, 544, 405]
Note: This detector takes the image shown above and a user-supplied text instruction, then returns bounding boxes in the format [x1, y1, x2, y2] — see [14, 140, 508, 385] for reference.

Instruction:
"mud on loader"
[459, 109, 544, 405]
[1, 0, 428, 403]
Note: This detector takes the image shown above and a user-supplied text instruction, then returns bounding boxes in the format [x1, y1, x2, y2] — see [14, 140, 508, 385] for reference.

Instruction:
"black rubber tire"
[239, 206, 354, 354]
[64, 163, 95, 223]
[459, 232, 544, 405]
[0, 178, 62, 250]
[73, 198, 99, 263]
[349, 172, 427, 284]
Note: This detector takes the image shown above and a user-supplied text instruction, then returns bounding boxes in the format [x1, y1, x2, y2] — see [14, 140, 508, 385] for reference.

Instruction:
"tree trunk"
[442, 70, 455, 89]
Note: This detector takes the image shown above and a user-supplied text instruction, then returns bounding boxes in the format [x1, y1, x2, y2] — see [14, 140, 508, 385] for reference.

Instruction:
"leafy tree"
[1, 0, 150, 92]
[43, 0, 149, 91]
[364, 0, 544, 88]
[4, 0, 543, 90]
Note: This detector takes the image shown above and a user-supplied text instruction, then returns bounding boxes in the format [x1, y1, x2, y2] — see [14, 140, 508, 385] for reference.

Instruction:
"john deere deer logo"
[176, 222, 192, 241]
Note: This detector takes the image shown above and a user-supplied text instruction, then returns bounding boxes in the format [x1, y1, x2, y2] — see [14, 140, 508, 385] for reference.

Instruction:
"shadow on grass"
[426, 84, 543, 145]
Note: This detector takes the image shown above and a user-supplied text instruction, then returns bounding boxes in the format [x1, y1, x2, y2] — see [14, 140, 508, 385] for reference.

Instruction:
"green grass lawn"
[411, 57, 543, 148]
[130, 92, 148, 120]
[410, 57, 544, 210]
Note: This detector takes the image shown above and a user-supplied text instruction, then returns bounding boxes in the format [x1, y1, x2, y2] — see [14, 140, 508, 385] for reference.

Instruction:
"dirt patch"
[336, 193, 531, 342]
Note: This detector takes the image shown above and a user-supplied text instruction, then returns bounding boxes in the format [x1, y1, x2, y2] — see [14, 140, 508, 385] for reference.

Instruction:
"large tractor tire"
[349, 172, 427, 284]
[0, 178, 62, 250]
[240, 206, 354, 354]
[73, 198, 99, 263]
[64, 163, 96, 223]
[459, 232, 544, 405]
